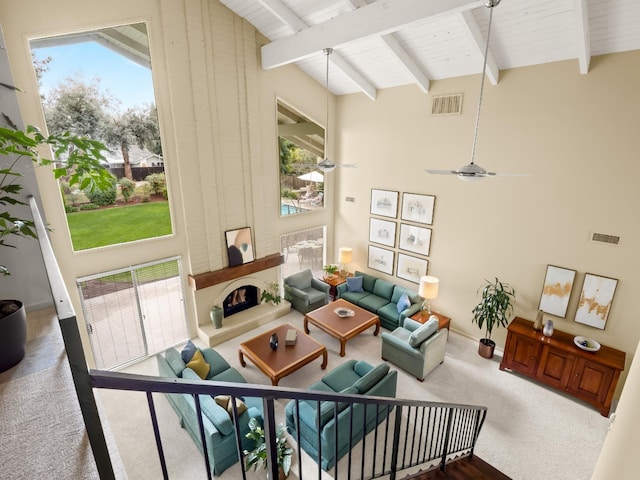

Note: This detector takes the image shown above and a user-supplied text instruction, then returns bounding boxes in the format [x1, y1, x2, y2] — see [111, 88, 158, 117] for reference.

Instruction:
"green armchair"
[283, 269, 330, 314]
[380, 316, 447, 381]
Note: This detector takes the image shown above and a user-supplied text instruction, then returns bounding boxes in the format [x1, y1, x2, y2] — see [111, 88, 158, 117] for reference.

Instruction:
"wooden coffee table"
[238, 323, 327, 386]
[304, 299, 380, 357]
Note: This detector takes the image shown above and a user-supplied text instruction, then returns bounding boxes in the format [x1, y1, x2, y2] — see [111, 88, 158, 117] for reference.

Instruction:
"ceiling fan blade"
[425, 169, 457, 175]
[338, 163, 357, 168]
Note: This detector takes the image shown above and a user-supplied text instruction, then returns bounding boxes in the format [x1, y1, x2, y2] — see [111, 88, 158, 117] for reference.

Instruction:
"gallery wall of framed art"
[368, 189, 436, 281]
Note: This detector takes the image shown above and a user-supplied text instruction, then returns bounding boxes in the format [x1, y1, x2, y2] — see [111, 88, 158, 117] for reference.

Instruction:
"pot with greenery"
[260, 282, 282, 305]
[322, 264, 339, 279]
[244, 417, 293, 479]
[1, 123, 111, 371]
[471, 277, 516, 359]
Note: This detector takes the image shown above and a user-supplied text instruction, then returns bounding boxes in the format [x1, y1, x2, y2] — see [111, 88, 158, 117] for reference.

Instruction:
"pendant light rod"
[470, 0, 499, 166]
[323, 47, 332, 161]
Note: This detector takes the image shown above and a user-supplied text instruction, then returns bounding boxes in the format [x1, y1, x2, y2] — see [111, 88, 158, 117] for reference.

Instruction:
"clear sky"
[31, 41, 156, 112]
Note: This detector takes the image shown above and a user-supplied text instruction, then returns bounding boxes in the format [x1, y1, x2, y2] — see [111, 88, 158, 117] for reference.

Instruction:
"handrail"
[28, 196, 115, 479]
[91, 369, 487, 479]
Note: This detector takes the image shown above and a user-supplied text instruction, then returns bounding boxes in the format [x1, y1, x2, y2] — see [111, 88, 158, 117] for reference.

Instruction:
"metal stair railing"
[30, 195, 487, 480]
[91, 370, 487, 480]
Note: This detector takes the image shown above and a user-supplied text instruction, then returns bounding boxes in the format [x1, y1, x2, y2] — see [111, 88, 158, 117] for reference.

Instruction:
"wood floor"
[406, 456, 511, 480]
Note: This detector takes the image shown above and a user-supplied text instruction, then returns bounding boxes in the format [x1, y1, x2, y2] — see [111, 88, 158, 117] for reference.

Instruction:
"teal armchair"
[380, 316, 447, 381]
[283, 269, 330, 314]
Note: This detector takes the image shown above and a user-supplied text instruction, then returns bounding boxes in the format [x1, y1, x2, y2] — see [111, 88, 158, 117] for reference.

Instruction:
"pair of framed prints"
[368, 189, 435, 283]
[538, 265, 618, 330]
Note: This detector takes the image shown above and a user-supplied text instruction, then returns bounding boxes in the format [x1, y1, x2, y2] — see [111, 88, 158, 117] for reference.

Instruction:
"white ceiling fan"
[426, 0, 525, 182]
[292, 48, 356, 173]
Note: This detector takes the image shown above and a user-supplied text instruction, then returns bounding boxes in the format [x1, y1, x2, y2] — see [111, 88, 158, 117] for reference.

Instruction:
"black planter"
[0, 300, 27, 372]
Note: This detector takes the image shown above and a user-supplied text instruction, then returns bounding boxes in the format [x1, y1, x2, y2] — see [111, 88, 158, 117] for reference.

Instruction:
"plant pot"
[210, 307, 223, 329]
[478, 338, 495, 359]
[0, 300, 27, 372]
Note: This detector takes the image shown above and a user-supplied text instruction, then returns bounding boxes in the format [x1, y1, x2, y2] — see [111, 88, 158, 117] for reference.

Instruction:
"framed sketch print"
[398, 224, 431, 256]
[538, 265, 576, 318]
[225, 227, 255, 266]
[368, 245, 394, 275]
[574, 273, 618, 330]
[370, 189, 399, 218]
[396, 253, 428, 284]
[401, 192, 435, 225]
[369, 218, 396, 247]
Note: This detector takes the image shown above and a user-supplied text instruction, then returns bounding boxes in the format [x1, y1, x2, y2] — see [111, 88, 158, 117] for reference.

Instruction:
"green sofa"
[156, 346, 263, 475]
[284, 359, 397, 470]
[336, 270, 422, 330]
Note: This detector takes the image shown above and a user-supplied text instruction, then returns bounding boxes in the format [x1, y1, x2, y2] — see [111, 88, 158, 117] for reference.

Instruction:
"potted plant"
[1, 123, 111, 371]
[260, 282, 282, 305]
[471, 277, 516, 359]
[244, 417, 293, 479]
[322, 264, 339, 279]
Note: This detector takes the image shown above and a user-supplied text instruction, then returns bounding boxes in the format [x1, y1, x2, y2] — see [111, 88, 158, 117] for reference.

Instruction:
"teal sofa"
[284, 269, 331, 314]
[284, 359, 397, 470]
[156, 346, 263, 475]
[336, 270, 422, 330]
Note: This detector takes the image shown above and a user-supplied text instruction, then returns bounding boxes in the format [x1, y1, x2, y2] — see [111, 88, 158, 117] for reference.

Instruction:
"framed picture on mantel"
[225, 227, 254, 267]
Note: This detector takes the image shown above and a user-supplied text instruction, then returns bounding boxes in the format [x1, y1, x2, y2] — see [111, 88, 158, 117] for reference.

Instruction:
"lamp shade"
[338, 247, 353, 264]
[419, 276, 439, 300]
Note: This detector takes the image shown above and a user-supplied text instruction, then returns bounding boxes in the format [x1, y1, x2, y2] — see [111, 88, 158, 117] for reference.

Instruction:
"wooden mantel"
[188, 253, 284, 291]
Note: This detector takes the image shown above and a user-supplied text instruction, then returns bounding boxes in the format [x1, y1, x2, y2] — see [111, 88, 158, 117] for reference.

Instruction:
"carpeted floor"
[0, 307, 126, 480]
[97, 309, 611, 480]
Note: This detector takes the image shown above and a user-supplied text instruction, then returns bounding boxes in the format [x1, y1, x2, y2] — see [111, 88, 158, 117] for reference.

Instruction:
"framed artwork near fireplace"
[226, 227, 255, 266]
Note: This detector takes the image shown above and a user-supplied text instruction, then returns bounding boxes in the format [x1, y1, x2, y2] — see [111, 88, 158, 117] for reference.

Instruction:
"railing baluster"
[193, 394, 213, 480]
[231, 394, 247, 480]
[261, 397, 279, 480]
[146, 392, 169, 480]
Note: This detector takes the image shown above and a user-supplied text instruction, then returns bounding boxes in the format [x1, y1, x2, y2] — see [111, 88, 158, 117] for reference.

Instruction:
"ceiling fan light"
[458, 174, 483, 182]
[318, 161, 336, 173]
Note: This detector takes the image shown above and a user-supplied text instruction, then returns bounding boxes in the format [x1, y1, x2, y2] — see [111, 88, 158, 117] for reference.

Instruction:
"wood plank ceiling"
[220, 0, 640, 99]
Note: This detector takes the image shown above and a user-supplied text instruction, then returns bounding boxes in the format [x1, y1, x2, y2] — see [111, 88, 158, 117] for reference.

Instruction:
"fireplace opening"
[223, 285, 259, 317]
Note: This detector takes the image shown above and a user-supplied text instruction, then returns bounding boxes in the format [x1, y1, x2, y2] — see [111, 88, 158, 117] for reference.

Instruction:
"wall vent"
[591, 232, 620, 246]
[431, 94, 463, 116]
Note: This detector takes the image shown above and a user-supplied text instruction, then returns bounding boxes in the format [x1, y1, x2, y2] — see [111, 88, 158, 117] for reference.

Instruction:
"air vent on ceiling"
[431, 93, 463, 116]
[591, 232, 620, 246]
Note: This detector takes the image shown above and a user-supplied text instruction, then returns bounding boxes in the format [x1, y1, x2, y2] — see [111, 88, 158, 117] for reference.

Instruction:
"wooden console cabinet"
[500, 317, 625, 416]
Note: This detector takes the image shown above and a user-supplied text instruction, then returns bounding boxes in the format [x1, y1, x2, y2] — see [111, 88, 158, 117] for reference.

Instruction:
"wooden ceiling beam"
[261, 0, 483, 70]
[459, 9, 500, 86]
[257, 0, 377, 98]
[573, 0, 591, 74]
[346, 0, 430, 93]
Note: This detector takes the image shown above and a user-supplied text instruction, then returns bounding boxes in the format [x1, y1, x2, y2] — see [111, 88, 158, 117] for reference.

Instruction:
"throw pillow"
[346, 276, 364, 293]
[198, 394, 234, 436]
[353, 363, 390, 394]
[214, 395, 248, 417]
[396, 292, 411, 313]
[186, 349, 210, 379]
[408, 317, 439, 348]
[164, 348, 186, 377]
[180, 339, 198, 363]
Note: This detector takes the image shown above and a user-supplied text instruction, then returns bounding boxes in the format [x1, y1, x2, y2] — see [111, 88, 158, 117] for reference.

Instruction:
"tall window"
[30, 23, 172, 251]
[278, 100, 325, 216]
[281, 226, 326, 280]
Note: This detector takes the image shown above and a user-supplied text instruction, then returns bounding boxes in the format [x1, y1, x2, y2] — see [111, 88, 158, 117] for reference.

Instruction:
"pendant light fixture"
[425, 0, 524, 181]
[314, 47, 356, 173]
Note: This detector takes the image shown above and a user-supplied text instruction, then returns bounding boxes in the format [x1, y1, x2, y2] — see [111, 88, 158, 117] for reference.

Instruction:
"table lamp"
[338, 247, 353, 276]
[419, 275, 439, 314]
